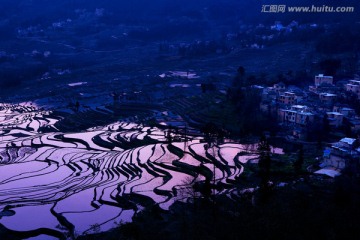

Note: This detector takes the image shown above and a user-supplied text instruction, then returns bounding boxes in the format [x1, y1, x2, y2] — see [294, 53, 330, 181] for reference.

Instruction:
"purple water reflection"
[0, 103, 281, 238]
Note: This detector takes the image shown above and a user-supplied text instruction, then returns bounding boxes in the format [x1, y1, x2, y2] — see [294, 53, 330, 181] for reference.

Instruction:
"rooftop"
[282, 109, 297, 113]
[292, 105, 306, 109]
[298, 112, 314, 116]
[341, 107, 354, 111]
[340, 138, 357, 145]
[327, 112, 343, 116]
[316, 74, 333, 78]
[349, 80, 360, 83]
[314, 168, 341, 178]
[320, 93, 337, 97]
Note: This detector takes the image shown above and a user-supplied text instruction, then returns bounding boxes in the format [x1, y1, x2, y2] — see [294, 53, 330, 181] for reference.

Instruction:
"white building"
[314, 74, 333, 87]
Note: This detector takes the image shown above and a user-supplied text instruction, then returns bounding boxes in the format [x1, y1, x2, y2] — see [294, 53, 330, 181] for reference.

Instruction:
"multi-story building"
[326, 112, 344, 127]
[349, 118, 360, 133]
[314, 74, 333, 87]
[333, 106, 356, 117]
[309, 74, 335, 93]
[278, 105, 314, 126]
[273, 82, 286, 92]
[322, 138, 360, 170]
[278, 92, 296, 105]
[319, 93, 337, 105]
[345, 80, 360, 98]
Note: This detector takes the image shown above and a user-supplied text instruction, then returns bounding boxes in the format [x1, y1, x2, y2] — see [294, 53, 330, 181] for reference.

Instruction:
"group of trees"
[315, 26, 360, 54]
[318, 59, 342, 76]
[226, 66, 278, 136]
[0, 62, 48, 90]
[177, 40, 230, 57]
[257, 135, 305, 199]
[257, 135, 272, 192]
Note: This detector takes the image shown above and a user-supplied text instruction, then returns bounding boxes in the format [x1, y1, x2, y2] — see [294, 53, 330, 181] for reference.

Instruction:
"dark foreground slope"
[78, 174, 360, 240]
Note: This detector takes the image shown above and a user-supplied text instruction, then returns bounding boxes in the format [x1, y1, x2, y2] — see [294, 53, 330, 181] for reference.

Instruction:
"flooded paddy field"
[0, 103, 260, 239]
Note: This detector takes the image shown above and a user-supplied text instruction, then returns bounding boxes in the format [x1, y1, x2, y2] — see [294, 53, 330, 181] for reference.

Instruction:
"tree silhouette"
[322, 114, 330, 140]
[202, 122, 218, 144]
[75, 101, 80, 112]
[237, 66, 245, 77]
[294, 144, 304, 174]
[166, 128, 173, 143]
[257, 135, 271, 192]
[343, 117, 353, 137]
[319, 59, 341, 76]
[232, 66, 246, 88]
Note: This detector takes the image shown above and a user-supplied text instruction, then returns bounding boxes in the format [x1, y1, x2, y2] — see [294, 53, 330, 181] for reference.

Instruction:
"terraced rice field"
[0, 103, 258, 239]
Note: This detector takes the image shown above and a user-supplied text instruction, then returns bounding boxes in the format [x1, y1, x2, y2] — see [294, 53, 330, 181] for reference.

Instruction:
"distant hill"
[0, 0, 358, 27]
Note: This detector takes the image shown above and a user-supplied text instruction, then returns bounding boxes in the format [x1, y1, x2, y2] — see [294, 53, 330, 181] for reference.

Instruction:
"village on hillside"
[258, 74, 360, 178]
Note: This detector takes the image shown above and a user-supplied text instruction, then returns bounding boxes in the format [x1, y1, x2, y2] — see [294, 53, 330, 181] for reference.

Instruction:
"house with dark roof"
[326, 112, 344, 127]
[321, 138, 360, 171]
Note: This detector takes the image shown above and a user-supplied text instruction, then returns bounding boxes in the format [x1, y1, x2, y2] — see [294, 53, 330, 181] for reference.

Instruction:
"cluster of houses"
[261, 74, 360, 139]
[260, 74, 360, 177]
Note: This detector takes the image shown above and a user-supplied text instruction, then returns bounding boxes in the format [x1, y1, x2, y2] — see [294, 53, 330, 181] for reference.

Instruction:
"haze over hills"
[0, 0, 359, 97]
[0, 0, 359, 36]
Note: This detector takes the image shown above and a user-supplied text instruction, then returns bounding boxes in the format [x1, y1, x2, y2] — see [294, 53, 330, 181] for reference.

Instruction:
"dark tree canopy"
[319, 59, 341, 76]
